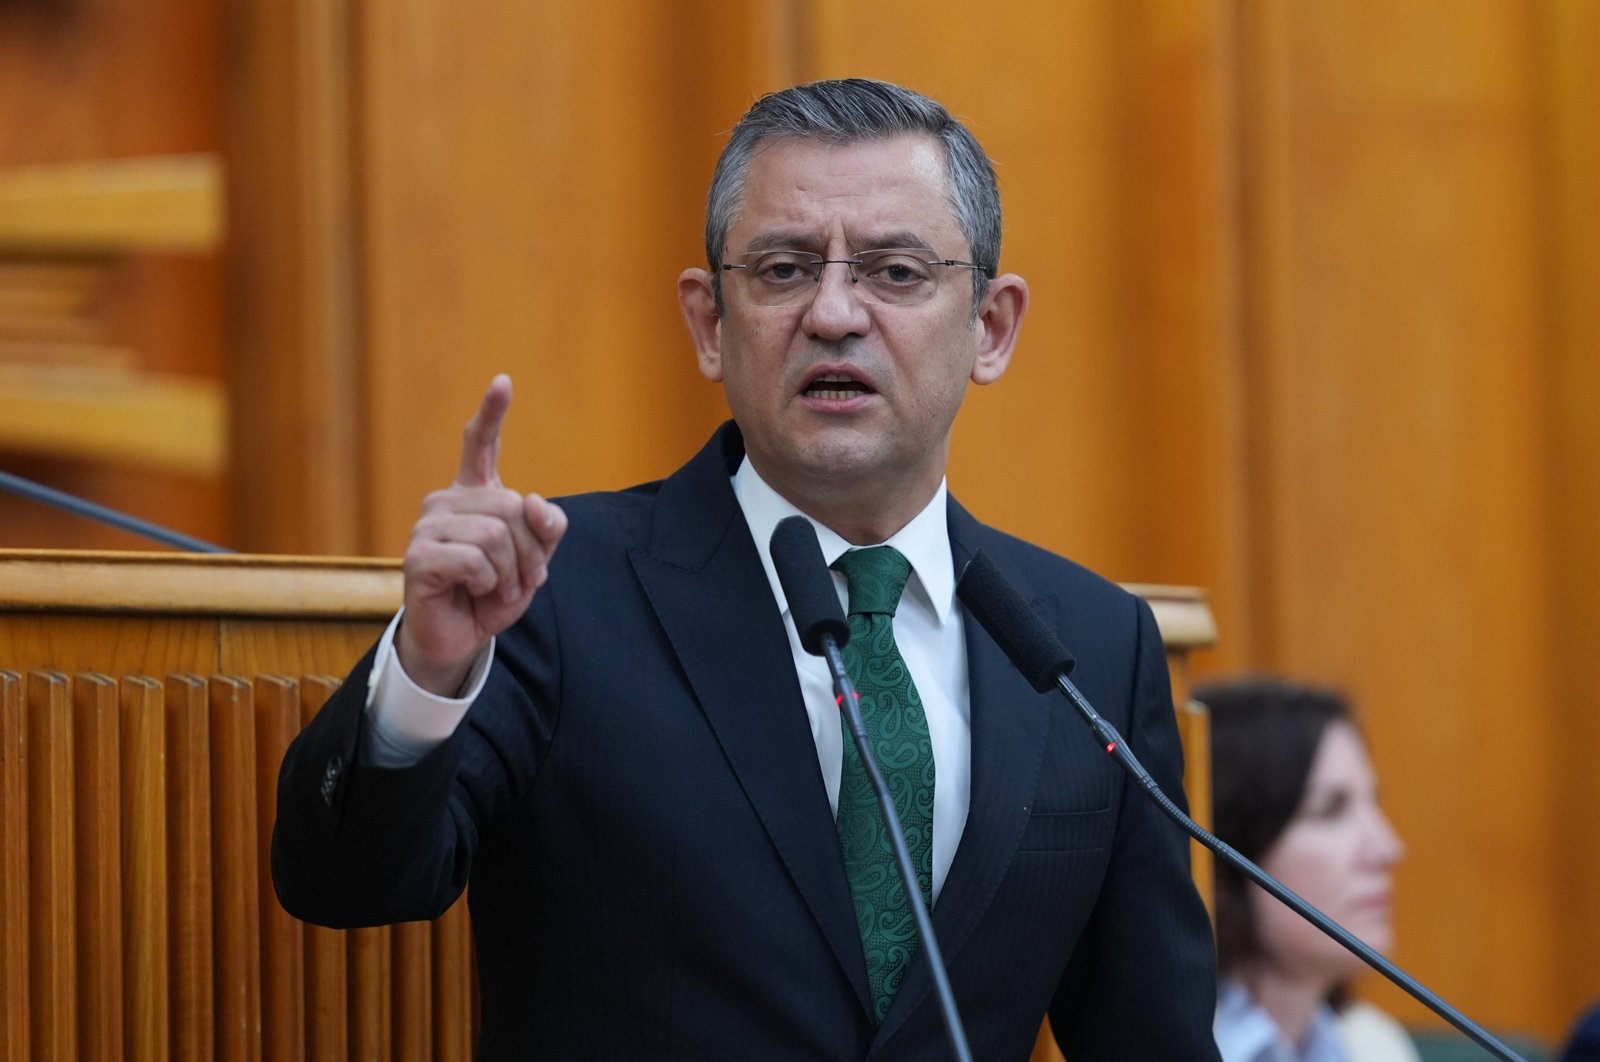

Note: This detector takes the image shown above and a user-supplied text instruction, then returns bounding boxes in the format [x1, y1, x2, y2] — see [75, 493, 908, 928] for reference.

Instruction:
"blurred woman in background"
[1197, 677, 1417, 1062]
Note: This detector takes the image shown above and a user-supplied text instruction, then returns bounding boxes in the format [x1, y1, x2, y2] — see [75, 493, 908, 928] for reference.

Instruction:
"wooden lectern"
[0, 549, 1214, 1061]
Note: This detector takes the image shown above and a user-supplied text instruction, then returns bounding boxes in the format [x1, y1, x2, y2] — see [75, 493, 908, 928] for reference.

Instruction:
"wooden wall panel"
[356, 2, 795, 554]
[806, 0, 1246, 602]
[0, 1, 220, 164]
[1232, 1, 1580, 1040]
[0, 0, 228, 550]
[1541, 0, 1600, 1012]
[223, 0, 365, 555]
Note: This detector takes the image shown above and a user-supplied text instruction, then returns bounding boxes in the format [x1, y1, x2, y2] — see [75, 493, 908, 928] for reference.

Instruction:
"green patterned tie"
[829, 546, 935, 1024]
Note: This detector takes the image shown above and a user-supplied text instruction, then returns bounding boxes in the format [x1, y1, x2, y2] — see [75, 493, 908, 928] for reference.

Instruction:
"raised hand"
[395, 375, 567, 695]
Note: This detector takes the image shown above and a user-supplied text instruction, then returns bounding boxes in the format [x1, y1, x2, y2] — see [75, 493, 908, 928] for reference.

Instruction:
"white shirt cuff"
[362, 608, 495, 767]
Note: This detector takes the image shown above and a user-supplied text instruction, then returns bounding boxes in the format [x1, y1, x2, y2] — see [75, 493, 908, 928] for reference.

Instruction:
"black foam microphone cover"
[770, 516, 850, 656]
[956, 549, 1075, 692]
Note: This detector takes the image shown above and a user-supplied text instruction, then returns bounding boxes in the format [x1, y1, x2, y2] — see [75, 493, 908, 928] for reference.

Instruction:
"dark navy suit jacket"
[272, 423, 1220, 1060]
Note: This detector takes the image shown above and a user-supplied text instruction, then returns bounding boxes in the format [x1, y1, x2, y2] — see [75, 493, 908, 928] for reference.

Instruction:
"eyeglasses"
[718, 248, 991, 306]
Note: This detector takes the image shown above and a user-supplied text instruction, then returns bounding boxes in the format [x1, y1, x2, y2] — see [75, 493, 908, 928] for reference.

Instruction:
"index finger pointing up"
[456, 374, 513, 487]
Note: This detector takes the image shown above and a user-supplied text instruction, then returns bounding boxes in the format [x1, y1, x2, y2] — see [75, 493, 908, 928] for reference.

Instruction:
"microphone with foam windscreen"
[769, 515, 850, 656]
[769, 516, 973, 1062]
[953, 551, 1075, 691]
[955, 548, 1526, 1062]
[956, 551, 1160, 793]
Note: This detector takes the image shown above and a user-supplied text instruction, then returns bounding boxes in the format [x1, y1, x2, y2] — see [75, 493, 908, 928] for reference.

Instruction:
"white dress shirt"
[1214, 979, 1345, 1062]
[731, 459, 972, 902]
[1213, 978, 1420, 1062]
[365, 457, 973, 901]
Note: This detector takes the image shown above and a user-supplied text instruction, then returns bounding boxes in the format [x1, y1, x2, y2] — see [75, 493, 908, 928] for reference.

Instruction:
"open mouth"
[802, 372, 874, 401]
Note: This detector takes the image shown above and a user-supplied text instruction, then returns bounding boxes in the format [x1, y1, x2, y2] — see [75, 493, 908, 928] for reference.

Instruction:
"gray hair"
[704, 79, 1001, 316]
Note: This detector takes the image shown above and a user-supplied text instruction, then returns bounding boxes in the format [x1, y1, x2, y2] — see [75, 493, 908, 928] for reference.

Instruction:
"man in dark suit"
[273, 79, 1220, 1059]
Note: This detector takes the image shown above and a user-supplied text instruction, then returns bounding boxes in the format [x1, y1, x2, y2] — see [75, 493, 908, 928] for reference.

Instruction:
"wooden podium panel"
[1132, 582, 1220, 912]
[0, 549, 1213, 1060]
[0, 550, 398, 677]
[0, 549, 474, 1062]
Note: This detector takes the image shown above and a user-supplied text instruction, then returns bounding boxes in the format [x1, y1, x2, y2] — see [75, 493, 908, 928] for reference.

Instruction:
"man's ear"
[678, 268, 723, 382]
[970, 273, 1028, 386]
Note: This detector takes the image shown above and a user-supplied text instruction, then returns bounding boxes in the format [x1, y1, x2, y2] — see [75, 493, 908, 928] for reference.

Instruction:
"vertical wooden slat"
[209, 676, 263, 1062]
[0, 671, 28, 1060]
[303, 919, 349, 1062]
[298, 677, 348, 1062]
[27, 671, 76, 1059]
[348, 928, 392, 1058]
[121, 677, 169, 1061]
[392, 920, 431, 1061]
[431, 899, 472, 1060]
[339, 679, 390, 1061]
[166, 675, 213, 1062]
[73, 673, 124, 1061]
[304, 924, 351, 1062]
[470, 951, 480, 1052]
[254, 676, 304, 1062]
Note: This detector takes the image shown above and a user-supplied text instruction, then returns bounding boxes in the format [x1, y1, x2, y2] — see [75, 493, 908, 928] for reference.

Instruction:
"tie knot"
[830, 546, 912, 617]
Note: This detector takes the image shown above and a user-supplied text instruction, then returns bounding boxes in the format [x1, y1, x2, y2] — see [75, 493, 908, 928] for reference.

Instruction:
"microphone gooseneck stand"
[0, 468, 230, 553]
[955, 547, 1526, 1062]
[769, 517, 974, 1062]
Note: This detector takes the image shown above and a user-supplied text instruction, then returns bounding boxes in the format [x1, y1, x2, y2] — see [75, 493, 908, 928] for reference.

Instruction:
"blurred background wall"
[1, 0, 1595, 1046]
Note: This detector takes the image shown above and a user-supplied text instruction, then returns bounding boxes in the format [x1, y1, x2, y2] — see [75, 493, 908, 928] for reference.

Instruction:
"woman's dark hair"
[1196, 676, 1354, 977]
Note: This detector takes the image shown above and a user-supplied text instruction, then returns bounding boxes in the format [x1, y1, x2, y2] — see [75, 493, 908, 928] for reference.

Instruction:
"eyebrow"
[739, 231, 938, 255]
[860, 231, 936, 254]
[743, 232, 820, 254]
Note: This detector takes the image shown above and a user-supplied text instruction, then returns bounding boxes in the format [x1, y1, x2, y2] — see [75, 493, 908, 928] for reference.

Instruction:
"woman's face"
[1250, 720, 1405, 985]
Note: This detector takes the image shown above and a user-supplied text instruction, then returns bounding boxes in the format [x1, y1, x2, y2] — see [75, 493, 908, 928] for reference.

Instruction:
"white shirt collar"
[731, 457, 956, 626]
[1214, 979, 1344, 1062]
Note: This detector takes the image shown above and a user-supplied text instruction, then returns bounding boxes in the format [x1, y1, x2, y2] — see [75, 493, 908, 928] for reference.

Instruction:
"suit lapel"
[872, 499, 1056, 1050]
[627, 424, 872, 1018]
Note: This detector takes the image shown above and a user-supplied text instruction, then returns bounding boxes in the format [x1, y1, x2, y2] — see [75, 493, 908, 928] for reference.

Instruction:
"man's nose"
[801, 260, 871, 339]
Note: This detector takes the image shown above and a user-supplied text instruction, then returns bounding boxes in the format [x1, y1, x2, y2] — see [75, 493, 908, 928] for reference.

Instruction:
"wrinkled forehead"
[727, 134, 963, 254]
